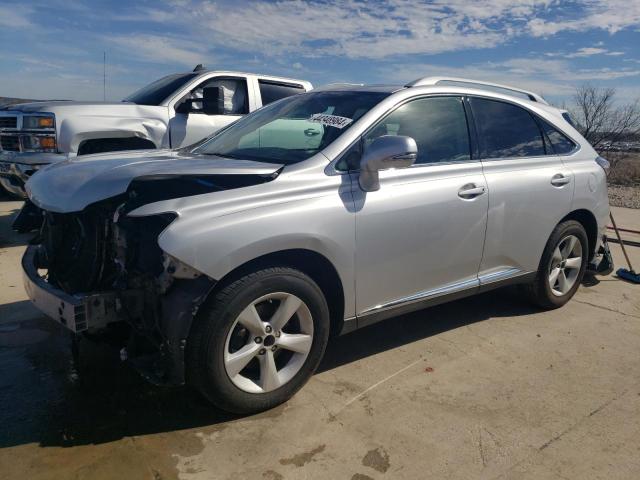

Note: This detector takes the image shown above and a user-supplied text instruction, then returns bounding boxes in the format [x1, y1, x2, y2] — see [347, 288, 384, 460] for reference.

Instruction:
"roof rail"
[405, 76, 548, 105]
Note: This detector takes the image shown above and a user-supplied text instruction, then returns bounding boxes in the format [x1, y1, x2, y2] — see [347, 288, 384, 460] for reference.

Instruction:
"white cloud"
[108, 34, 207, 66]
[566, 47, 608, 58]
[132, 0, 556, 59]
[120, 0, 640, 61]
[376, 57, 640, 101]
[528, 0, 640, 37]
[0, 4, 33, 28]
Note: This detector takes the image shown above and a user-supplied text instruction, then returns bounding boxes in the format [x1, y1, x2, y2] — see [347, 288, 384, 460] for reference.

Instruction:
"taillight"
[595, 156, 610, 176]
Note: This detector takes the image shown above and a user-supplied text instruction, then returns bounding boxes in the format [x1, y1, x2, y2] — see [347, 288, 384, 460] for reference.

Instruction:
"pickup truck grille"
[0, 117, 17, 129]
[0, 135, 20, 151]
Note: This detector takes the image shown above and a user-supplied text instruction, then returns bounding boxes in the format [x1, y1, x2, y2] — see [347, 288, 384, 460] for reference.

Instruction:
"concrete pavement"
[1, 193, 639, 480]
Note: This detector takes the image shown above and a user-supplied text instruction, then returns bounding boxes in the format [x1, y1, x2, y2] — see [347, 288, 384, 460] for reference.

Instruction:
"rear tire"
[523, 220, 588, 309]
[186, 267, 330, 414]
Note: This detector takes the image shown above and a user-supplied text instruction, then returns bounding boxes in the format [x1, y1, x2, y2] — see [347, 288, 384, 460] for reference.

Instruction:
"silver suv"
[19, 76, 612, 414]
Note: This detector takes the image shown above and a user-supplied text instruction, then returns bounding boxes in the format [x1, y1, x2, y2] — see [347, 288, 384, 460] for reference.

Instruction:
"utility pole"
[103, 51, 106, 101]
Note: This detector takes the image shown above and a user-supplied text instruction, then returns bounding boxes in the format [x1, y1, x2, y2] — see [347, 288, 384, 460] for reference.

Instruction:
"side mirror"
[175, 100, 191, 115]
[359, 135, 418, 191]
[202, 86, 224, 115]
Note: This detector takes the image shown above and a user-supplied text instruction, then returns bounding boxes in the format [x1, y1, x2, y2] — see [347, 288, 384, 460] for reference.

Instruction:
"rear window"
[470, 97, 545, 159]
[259, 80, 306, 106]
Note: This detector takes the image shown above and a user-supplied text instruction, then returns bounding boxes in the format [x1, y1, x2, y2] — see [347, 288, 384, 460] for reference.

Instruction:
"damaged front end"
[19, 171, 278, 385]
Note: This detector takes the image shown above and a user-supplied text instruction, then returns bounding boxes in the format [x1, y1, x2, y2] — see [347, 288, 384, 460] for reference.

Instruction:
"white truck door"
[169, 76, 251, 148]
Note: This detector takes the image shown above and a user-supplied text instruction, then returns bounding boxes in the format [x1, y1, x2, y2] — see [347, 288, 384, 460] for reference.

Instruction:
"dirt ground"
[1, 192, 639, 480]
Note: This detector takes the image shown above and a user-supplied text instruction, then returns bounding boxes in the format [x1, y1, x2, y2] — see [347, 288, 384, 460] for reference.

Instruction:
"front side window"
[189, 77, 249, 115]
[363, 96, 471, 165]
[124, 73, 198, 106]
[259, 80, 306, 105]
[470, 97, 545, 159]
[193, 91, 389, 165]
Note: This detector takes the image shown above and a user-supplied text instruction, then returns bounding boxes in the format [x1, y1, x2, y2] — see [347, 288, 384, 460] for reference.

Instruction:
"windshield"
[124, 73, 198, 106]
[193, 91, 389, 164]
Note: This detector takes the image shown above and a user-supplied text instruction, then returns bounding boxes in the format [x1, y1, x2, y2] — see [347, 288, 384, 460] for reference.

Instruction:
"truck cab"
[0, 67, 312, 197]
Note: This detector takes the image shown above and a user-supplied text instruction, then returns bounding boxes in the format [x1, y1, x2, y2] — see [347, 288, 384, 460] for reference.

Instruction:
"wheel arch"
[206, 248, 346, 337]
[560, 209, 598, 259]
[77, 136, 157, 155]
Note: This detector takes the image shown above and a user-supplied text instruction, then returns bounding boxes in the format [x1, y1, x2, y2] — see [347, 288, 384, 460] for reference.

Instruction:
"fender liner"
[131, 276, 216, 386]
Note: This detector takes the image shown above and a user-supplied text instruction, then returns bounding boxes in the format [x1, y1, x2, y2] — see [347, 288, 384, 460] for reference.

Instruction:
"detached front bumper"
[22, 245, 136, 333]
[0, 151, 67, 197]
[588, 236, 614, 276]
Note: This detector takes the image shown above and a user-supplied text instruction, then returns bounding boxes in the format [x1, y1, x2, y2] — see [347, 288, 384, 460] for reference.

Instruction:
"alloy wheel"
[548, 234, 583, 296]
[223, 292, 314, 393]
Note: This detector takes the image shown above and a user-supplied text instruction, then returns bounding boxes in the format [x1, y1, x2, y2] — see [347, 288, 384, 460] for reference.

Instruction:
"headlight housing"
[22, 115, 55, 130]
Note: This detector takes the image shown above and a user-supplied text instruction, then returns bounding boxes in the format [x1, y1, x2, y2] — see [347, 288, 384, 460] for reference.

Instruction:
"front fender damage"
[20, 167, 281, 387]
[129, 276, 215, 386]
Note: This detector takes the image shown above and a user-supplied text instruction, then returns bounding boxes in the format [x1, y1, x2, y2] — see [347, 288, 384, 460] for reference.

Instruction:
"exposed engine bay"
[18, 172, 278, 385]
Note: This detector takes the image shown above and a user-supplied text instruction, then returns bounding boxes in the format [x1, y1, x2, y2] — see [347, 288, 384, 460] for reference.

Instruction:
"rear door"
[353, 96, 489, 319]
[468, 97, 574, 284]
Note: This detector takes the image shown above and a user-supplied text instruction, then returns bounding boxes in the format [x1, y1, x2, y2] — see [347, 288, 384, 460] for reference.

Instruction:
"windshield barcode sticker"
[308, 113, 353, 129]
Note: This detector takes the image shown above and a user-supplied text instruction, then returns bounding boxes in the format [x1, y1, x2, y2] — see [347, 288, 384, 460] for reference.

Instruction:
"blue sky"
[0, 0, 639, 105]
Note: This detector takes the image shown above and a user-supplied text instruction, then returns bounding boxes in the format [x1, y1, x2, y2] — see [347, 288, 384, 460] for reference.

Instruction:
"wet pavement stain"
[362, 446, 390, 473]
[262, 470, 284, 479]
[279, 444, 326, 467]
[0, 315, 235, 480]
[351, 474, 374, 480]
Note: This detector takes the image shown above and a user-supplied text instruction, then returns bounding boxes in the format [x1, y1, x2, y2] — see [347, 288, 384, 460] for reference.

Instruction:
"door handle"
[458, 183, 486, 199]
[551, 174, 571, 187]
[304, 128, 320, 136]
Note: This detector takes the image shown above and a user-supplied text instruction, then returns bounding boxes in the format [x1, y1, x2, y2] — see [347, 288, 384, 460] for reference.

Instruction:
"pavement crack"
[538, 390, 627, 451]
[573, 299, 640, 319]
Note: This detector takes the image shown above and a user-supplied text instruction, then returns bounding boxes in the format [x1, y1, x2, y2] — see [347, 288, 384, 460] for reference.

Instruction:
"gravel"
[608, 184, 640, 209]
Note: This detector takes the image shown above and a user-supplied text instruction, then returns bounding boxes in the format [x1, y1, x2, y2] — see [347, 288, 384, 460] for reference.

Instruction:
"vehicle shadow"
[0, 287, 541, 450]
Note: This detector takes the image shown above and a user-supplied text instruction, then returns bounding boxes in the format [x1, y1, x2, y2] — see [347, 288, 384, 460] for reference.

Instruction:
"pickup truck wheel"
[523, 220, 588, 310]
[187, 267, 330, 414]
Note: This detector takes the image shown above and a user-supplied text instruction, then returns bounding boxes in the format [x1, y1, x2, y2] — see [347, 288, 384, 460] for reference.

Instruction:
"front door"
[170, 77, 249, 148]
[353, 96, 488, 319]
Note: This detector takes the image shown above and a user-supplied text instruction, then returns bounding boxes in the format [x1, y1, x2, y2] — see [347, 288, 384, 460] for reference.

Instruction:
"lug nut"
[254, 337, 262, 344]
[271, 345, 277, 352]
[275, 331, 281, 338]
[259, 348, 266, 355]
[265, 325, 273, 333]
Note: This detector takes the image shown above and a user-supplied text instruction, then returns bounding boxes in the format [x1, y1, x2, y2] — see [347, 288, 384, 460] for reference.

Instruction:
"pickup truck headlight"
[22, 115, 55, 130]
[22, 134, 57, 153]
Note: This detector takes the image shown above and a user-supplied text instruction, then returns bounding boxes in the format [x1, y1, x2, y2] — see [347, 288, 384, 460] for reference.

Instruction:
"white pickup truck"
[0, 66, 312, 197]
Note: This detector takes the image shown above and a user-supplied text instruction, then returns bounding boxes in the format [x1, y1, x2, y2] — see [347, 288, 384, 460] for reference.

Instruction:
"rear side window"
[539, 119, 577, 155]
[259, 80, 306, 105]
[364, 96, 471, 165]
[470, 97, 545, 159]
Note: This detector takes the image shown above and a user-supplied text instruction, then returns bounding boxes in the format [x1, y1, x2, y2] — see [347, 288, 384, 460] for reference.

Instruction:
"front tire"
[187, 267, 330, 414]
[524, 220, 588, 309]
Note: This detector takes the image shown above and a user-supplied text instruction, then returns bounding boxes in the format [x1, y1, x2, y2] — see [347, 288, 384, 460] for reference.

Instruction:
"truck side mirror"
[359, 135, 418, 192]
[203, 86, 224, 115]
[175, 100, 191, 114]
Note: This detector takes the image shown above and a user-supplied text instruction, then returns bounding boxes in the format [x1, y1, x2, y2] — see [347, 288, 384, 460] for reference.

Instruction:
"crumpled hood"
[26, 149, 283, 213]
